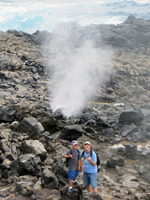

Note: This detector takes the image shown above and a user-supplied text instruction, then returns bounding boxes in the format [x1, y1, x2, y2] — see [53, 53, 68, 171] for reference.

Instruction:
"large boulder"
[19, 154, 41, 176]
[50, 142, 68, 157]
[96, 117, 110, 128]
[0, 106, 16, 123]
[107, 155, 125, 168]
[17, 117, 44, 139]
[41, 168, 58, 189]
[80, 113, 97, 122]
[60, 125, 84, 141]
[20, 140, 47, 161]
[52, 156, 68, 177]
[124, 143, 139, 159]
[39, 131, 60, 151]
[126, 131, 150, 143]
[119, 109, 144, 124]
[138, 164, 150, 182]
[11, 154, 41, 177]
[120, 124, 138, 137]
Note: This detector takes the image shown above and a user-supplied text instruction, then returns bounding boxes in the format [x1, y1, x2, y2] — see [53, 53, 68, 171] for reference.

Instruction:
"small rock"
[31, 195, 36, 200]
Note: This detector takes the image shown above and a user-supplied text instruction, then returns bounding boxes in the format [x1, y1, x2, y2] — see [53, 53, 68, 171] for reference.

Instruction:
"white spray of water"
[47, 22, 113, 117]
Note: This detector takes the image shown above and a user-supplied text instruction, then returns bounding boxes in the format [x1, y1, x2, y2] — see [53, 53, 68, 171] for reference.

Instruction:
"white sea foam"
[0, 0, 150, 33]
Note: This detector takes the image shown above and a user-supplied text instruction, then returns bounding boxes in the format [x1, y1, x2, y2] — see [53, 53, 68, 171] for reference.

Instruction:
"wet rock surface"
[0, 15, 150, 199]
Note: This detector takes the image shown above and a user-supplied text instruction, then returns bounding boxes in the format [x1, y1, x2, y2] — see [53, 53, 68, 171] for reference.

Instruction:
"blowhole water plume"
[47, 22, 113, 117]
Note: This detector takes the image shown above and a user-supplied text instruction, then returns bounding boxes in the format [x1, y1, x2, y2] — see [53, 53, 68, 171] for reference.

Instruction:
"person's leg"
[69, 179, 73, 187]
[86, 185, 92, 192]
[89, 173, 97, 193]
[83, 172, 91, 192]
[72, 170, 79, 184]
[68, 170, 78, 189]
[93, 187, 97, 193]
[68, 170, 73, 190]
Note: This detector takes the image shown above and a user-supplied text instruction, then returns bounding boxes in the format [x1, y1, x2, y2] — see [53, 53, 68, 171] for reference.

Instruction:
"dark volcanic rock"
[0, 107, 16, 123]
[9, 154, 42, 177]
[119, 109, 144, 124]
[41, 168, 58, 189]
[138, 164, 150, 182]
[60, 184, 83, 200]
[124, 143, 139, 159]
[20, 140, 47, 161]
[59, 125, 84, 141]
[120, 124, 138, 137]
[17, 117, 44, 139]
[107, 155, 125, 168]
[18, 154, 41, 177]
[126, 131, 150, 143]
[52, 156, 68, 177]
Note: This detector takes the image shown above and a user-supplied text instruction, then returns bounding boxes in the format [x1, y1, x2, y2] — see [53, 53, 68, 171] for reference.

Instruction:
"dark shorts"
[68, 170, 78, 180]
[83, 172, 97, 188]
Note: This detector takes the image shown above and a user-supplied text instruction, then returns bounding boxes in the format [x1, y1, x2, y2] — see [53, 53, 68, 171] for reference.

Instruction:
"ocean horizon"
[0, 0, 150, 33]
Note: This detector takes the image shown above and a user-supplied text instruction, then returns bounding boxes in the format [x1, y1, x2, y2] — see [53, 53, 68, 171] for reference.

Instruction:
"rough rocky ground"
[0, 15, 150, 200]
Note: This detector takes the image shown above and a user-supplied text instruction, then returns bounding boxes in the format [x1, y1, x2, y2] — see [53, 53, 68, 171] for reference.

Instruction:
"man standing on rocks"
[80, 141, 97, 193]
[64, 140, 81, 191]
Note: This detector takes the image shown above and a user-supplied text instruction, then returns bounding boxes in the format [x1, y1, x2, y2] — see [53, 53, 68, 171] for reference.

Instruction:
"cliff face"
[0, 16, 150, 200]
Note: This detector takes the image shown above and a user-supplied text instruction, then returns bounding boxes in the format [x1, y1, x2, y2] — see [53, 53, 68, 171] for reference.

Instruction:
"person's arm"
[86, 152, 97, 166]
[87, 158, 96, 166]
[80, 158, 84, 170]
[77, 150, 81, 170]
[77, 159, 81, 171]
[80, 151, 84, 170]
[64, 154, 73, 158]
[64, 150, 73, 158]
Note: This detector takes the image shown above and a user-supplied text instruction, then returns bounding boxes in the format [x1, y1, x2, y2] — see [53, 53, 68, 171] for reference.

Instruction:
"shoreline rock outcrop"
[0, 15, 150, 199]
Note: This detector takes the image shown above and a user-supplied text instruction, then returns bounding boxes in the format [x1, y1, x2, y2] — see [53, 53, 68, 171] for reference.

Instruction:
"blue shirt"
[80, 150, 97, 173]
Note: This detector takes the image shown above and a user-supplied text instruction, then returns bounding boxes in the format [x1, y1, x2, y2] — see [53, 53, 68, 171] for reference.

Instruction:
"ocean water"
[0, 0, 150, 33]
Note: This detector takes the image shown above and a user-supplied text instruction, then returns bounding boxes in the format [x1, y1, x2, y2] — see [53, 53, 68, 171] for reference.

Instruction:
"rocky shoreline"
[0, 15, 150, 200]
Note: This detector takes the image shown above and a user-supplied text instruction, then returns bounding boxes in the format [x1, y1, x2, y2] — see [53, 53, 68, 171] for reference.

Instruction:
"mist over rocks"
[0, 15, 150, 199]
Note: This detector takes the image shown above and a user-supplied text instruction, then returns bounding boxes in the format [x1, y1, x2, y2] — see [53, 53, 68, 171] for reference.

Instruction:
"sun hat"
[71, 140, 78, 145]
[84, 141, 91, 145]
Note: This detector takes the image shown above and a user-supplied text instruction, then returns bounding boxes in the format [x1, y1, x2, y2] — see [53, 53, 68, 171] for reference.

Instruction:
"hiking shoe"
[68, 188, 73, 191]
[72, 181, 79, 185]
